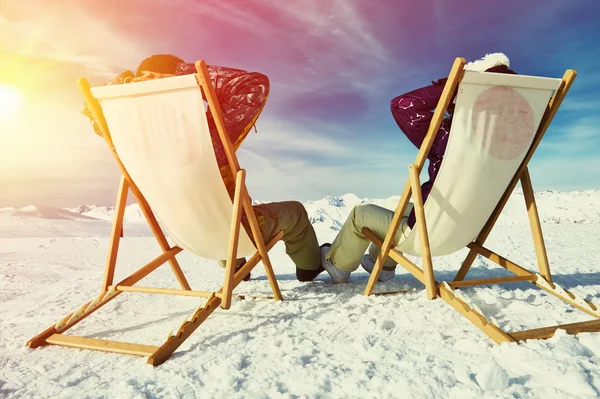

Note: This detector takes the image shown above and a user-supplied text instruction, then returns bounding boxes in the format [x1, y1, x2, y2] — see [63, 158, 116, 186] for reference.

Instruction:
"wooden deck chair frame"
[26, 61, 283, 366]
[363, 57, 600, 343]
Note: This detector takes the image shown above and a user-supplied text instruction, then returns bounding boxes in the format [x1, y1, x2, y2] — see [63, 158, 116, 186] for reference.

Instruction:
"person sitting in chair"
[83, 54, 327, 283]
[319, 53, 517, 284]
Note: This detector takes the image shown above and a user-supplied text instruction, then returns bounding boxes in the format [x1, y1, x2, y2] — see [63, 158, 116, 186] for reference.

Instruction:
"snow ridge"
[1, 189, 598, 238]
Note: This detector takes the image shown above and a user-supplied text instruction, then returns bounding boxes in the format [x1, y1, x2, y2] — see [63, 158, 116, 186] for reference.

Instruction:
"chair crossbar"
[447, 275, 537, 289]
[46, 334, 158, 357]
[115, 285, 215, 298]
[510, 319, 600, 341]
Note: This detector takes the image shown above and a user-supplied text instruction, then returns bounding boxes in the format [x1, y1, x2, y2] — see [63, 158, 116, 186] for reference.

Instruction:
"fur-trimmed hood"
[464, 53, 510, 72]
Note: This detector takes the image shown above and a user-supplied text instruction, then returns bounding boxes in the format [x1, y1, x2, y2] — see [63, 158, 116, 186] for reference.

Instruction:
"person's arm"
[81, 70, 135, 137]
[390, 82, 445, 149]
[204, 65, 270, 148]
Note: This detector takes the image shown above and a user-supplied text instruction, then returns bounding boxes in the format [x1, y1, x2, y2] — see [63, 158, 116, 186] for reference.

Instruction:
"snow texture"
[1, 190, 600, 398]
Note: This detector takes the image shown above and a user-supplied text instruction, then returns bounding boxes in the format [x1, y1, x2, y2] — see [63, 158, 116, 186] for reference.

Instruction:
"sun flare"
[0, 83, 24, 125]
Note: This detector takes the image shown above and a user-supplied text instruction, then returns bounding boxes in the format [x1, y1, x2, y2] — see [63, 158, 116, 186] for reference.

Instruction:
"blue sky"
[1, 0, 599, 207]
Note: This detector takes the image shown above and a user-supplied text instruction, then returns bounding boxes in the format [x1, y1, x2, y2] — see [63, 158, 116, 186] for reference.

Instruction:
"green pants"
[325, 202, 414, 272]
[219, 201, 321, 271]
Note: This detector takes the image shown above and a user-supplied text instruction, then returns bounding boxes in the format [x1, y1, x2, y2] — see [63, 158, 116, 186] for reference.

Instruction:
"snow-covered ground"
[1, 190, 600, 398]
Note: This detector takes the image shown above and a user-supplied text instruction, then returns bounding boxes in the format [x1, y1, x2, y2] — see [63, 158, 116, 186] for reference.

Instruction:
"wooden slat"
[148, 294, 220, 366]
[511, 319, 600, 341]
[454, 69, 577, 282]
[46, 334, 158, 357]
[468, 243, 600, 318]
[447, 275, 536, 288]
[115, 286, 214, 297]
[438, 285, 516, 344]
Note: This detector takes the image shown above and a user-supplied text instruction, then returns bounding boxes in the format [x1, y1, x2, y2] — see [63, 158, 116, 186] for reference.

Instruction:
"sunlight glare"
[0, 83, 25, 126]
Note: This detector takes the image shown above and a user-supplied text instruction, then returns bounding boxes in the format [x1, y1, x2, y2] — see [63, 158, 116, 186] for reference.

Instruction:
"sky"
[1, 0, 599, 207]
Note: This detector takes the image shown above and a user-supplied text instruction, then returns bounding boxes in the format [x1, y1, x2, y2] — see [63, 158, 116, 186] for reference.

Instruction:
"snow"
[2, 190, 600, 398]
[475, 360, 509, 391]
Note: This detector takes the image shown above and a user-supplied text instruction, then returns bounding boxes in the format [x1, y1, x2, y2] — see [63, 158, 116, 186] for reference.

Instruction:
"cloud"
[543, 115, 600, 153]
[528, 155, 600, 191]
[0, 2, 151, 79]
[1, 0, 598, 208]
[173, 0, 396, 97]
[240, 146, 408, 202]
[528, 112, 600, 191]
[237, 115, 413, 201]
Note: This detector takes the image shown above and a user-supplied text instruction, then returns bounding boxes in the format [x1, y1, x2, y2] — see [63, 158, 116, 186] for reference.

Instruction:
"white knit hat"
[464, 53, 510, 72]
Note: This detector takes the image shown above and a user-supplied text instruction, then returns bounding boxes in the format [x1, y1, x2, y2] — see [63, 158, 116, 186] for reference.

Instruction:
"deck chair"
[26, 61, 283, 366]
[363, 57, 600, 343]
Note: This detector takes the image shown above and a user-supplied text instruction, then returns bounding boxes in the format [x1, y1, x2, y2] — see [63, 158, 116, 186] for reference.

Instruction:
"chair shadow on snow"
[252, 265, 600, 302]
[171, 309, 308, 361]
[90, 309, 194, 338]
[67, 264, 600, 363]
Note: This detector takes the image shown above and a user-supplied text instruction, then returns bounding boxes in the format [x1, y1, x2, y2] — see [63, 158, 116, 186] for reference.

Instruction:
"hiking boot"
[235, 259, 251, 281]
[361, 254, 396, 282]
[321, 245, 350, 284]
[296, 243, 329, 282]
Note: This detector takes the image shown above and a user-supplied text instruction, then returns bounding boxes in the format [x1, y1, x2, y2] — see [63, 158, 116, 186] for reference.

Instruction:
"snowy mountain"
[66, 203, 147, 223]
[64, 189, 600, 226]
[2, 189, 600, 238]
[0, 205, 98, 221]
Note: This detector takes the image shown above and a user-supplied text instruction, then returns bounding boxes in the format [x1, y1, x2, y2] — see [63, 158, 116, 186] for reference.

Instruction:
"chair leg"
[222, 170, 245, 310]
[102, 175, 129, 292]
[238, 173, 282, 301]
[409, 164, 436, 300]
[520, 167, 552, 284]
[132, 190, 191, 291]
[363, 180, 413, 296]
[255, 230, 283, 301]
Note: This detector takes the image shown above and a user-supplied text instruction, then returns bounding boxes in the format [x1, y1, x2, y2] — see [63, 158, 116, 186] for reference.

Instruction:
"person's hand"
[130, 71, 175, 82]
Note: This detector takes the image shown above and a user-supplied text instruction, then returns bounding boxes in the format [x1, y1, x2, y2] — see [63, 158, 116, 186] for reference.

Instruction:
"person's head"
[485, 64, 517, 74]
[136, 54, 185, 76]
[465, 53, 516, 74]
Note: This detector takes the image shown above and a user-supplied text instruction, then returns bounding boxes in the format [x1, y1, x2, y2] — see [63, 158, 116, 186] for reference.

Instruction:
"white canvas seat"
[26, 61, 282, 366]
[363, 57, 600, 344]
[91, 74, 257, 259]
[395, 71, 561, 256]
